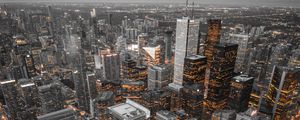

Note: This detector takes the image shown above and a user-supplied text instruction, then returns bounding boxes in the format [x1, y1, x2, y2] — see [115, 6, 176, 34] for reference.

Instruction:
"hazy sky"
[2, 0, 300, 7]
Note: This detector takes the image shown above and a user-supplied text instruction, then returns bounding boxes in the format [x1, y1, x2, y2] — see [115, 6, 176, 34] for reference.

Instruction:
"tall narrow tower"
[173, 17, 200, 85]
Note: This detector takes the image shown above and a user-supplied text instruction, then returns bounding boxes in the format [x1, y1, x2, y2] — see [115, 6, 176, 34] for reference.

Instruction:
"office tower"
[86, 72, 97, 117]
[164, 30, 173, 64]
[143, 45, 163, 66]
[183, 55, 206, 85]
[204, 19, 221, 66]
[116, 36, 127, 61]
[236, 108, 271, 120]
[37, 108, 78, 120]
[173, 18, 200, 85]
[205, 43, 238, 115]
[156, 110, 178, 120]
[227, 34, 253, 73]
[266, 44, 292, 80]
[23, 54, 36, 78]
[125, 28, 138, 40]
[211, 110, 236, 120]
[95, 91, 115, 119]
[181, 84, 204, 119]
[108, 99, 150, 120]
[138, 33, 148, 64]
[148, 65, 172, 90]
[101, 51, 120, 81]
[135, 90, 171, 118]
[107, 13, 112, 25]
[18, 80, 40, 119]
[0, 79, 22, 120]
[121, 80, 145, 99]
[134, 65, 148, 82]
[265, 66, 300, 120]
[121, 59, 137, 79]
[247, 44, 272, 110]
[38, 83, 64, 114]
[47, 5, 54, 37]
[228, 75, 254, 112]
[90, 8, 99, 38]
[288, 49, 300, 68]
[167, 83, 183, 112]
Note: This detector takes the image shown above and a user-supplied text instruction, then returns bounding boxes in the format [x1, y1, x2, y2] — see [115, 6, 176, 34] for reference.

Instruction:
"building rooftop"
[156, 110, 177, 119]
[185, 55, 206, 60]
[233, 75, 254, 82]
[108, 102, 146, 120]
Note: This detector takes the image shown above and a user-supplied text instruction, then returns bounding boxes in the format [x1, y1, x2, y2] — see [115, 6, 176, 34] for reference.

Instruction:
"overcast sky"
[2, 0, 300, 7]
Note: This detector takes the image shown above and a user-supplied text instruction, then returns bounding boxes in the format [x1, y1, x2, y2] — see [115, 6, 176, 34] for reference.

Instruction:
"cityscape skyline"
[1, 0, 300, 8]
[0, 0, 299, 120]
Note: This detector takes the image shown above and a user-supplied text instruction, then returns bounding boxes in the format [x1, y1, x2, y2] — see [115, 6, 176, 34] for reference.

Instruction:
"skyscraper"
[0, 79, 21, 120]
[228, 75, 254, 112]
[227, 34, 253, 73]
[147, 65, 172, 90]
[38, 83, 64, 114]
[101, 52, 120, 81]
[183, 55, 206, 85]
[205, 43, 238, 116]
[173, 17, 200, 85]
[265, 66, 300, 120]
[204, 19, 221, 66]
[164, 30, 173, 64]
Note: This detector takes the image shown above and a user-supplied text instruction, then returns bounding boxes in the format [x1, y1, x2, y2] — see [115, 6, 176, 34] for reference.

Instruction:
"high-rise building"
[37, 108, 78, 120]
[38, 83, 64, 114]
[101, 51, 120, 81]
[228, 75, 254, 112]
[205, 43, 238, 116]
[18, 80, 40, 119]
[134, 90, 171, 118]
[121, 59, 137, 79]
[265, 66, 300, 120]
[227, 34, 253, 73]
[23, 54, 36, 78]
[288, 49, 300, 68]
[181, 84, 204, 119]
[173, 18, 200, 85]
[148, 65, 172, 90]
[164, 30, 173, 64]
[204, 19, 221, 66]
[0, 79, 21, 120]
[183, 55, 206, 85]
[167, 83, 183, 112]
[143, 45, 163, 66]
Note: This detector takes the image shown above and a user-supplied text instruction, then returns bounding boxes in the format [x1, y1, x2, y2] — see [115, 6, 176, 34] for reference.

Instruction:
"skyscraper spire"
[185, 0, 189, 17]
[192, 2, 195, 19]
